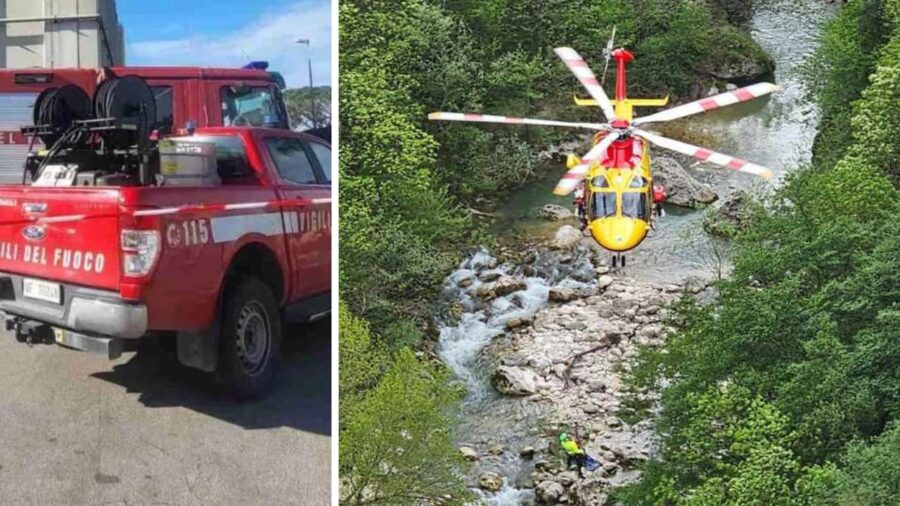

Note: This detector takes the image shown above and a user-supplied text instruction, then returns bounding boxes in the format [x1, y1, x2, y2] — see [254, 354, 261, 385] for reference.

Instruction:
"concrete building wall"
[0, 0, 125, 69]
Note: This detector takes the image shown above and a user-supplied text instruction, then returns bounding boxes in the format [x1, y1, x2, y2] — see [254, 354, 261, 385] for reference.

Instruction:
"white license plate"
[23, 278, 62, 304]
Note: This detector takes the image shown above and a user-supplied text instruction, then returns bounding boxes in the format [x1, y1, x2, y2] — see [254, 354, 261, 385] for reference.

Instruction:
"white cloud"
[127, 1, 331, 89]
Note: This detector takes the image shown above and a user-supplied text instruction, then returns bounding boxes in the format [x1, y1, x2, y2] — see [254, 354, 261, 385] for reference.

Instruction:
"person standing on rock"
[559, 432, 587, 478]
[573, 181, 587, 232]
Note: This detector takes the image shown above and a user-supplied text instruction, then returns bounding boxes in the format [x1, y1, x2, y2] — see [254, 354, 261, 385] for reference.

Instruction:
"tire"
[217, 274, 282, 399]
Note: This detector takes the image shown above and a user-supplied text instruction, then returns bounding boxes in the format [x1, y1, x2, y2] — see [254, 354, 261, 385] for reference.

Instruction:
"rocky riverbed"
[435, 226, 712, 505]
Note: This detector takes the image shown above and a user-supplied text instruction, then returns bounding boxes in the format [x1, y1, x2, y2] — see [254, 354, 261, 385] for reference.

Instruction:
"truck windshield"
[221, 86, 285, 128]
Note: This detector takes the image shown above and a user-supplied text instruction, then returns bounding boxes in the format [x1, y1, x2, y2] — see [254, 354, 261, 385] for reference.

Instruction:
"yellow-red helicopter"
[429, 41, 778, 267]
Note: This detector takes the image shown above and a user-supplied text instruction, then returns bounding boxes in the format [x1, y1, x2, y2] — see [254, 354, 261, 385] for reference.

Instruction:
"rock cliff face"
[653, 156, 719, 208]
[703, 190, 757, 236]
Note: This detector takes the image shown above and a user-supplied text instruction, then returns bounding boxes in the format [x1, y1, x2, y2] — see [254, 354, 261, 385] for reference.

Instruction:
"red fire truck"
[0, 70, 329, 398]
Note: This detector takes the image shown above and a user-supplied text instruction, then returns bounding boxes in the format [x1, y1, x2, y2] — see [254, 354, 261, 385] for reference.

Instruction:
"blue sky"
[119, 0, 331, 89]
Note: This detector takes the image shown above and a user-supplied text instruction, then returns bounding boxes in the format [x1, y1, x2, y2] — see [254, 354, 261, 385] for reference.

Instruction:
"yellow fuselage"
[586, 140, 654, 252]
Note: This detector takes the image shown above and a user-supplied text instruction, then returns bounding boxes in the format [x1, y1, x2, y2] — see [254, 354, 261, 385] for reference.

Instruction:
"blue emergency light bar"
[243, 61, 270, 70]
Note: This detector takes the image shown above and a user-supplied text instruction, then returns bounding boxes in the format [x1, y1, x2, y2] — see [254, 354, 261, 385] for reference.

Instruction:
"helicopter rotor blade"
[552, 132, 619, 196]
[600, 27, 616, 86]
[633, 128, 774, 179]
[554, 47, 617, 122]
[428, 112, 607, 131]
[633, 83, 779, 126]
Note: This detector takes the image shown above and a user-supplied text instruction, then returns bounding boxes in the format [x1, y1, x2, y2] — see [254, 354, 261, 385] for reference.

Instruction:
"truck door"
[259, 132, 331, 299]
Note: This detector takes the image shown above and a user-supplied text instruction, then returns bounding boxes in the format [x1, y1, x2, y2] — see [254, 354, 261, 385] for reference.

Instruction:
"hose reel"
[24, 75, 159, 185]
[30, 76, 157, 150]
[32, 85, 93, 146]
[93, 75, 157, 148]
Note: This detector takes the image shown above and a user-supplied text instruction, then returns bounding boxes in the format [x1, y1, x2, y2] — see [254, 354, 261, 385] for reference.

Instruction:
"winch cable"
[32, 126, 83, 182]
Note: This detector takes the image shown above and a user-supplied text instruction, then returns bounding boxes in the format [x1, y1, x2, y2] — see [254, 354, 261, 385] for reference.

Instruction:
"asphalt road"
[0, 320, 331, 506]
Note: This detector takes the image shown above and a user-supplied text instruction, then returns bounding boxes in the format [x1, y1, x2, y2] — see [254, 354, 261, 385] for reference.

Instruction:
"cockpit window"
[591, 192, 617, 218]
[629, 173, 646, 188]
[622, 192, 649, 220]
[591, 175, 609, 188]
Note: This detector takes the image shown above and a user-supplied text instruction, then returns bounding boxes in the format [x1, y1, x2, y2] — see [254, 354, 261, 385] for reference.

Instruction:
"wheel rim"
[235, 301, 271, 375]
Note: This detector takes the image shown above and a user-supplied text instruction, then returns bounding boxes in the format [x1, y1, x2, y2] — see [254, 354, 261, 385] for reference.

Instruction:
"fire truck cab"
[0, 63, 290, 182]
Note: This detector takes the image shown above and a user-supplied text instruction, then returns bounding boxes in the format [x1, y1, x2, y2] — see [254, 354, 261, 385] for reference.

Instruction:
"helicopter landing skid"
[610, 252, 627, 269]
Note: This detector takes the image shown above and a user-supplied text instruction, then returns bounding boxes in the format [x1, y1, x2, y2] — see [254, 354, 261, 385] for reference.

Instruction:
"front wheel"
[218, 274, 282, 399]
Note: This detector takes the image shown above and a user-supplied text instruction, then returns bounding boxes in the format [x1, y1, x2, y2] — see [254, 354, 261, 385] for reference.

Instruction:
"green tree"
[284, 86, 332, 129]
[339, 302, 388, 421]
[340, 348, 471, 505]
[619, 386, 805, 506]
[834, 423, 900, 505]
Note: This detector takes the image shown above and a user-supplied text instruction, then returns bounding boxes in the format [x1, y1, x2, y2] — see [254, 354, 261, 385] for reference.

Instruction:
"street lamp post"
[295, 38, 316, 128]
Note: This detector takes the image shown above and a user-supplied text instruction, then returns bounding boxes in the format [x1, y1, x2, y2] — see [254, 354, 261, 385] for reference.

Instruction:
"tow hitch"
[6, 317, 53, 346]
[5, 316, 123, 359]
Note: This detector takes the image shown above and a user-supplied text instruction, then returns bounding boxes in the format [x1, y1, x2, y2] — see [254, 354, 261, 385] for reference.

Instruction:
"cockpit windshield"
[591, 192, 617, 218]
[622, 192, 649, 220]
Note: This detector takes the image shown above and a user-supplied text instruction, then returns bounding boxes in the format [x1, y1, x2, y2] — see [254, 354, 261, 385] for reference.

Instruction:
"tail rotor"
[600, 27, 616, 86]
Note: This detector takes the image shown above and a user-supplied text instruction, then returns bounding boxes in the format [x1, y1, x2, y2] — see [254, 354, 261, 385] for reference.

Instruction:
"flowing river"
[437, 1, 840, 503]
